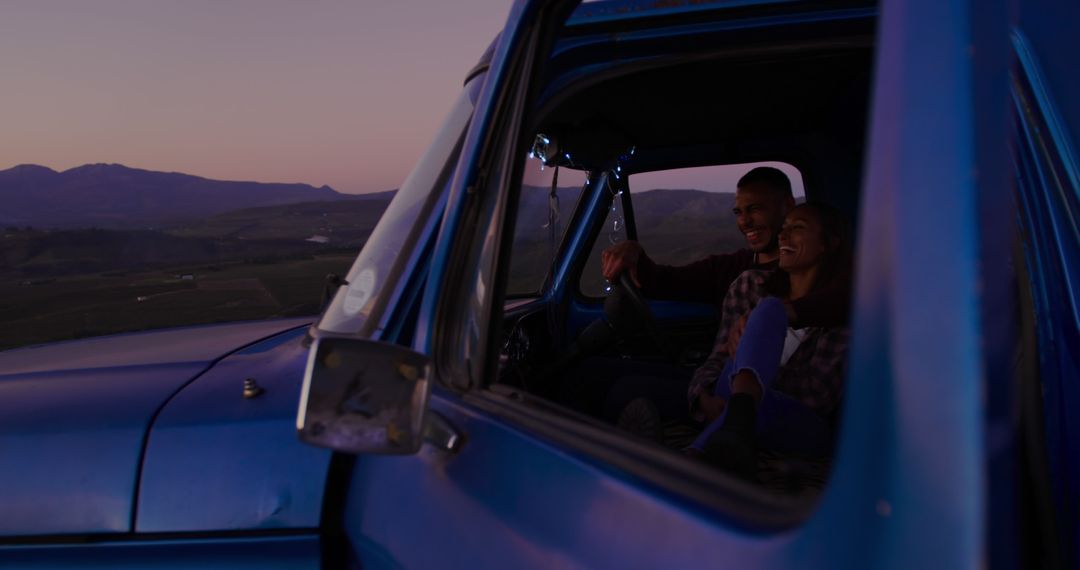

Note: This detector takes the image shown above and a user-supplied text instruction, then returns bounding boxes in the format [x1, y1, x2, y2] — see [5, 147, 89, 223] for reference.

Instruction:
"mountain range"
[0, 164, 745, 282]
[0, 163, 379, 229]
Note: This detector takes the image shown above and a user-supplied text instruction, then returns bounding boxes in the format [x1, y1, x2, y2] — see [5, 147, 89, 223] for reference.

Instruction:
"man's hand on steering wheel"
[601, 241, 644, 287]
[601, 241, 667, 355]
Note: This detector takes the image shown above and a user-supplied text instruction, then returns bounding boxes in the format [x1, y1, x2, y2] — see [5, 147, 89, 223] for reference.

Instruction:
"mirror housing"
[297, 337, 432, 455]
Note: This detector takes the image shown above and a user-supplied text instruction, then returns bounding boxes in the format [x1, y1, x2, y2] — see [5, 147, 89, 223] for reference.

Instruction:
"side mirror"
[297, 337, 432, 455]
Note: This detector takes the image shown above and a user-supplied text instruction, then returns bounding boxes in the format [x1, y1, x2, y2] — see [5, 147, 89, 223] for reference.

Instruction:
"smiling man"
[732, 167, 795, 261]
[600, 166, 843, 326]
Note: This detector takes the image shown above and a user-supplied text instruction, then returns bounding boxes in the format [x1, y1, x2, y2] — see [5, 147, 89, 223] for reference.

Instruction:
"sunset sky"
[1, 1, 804, 197]
[1, 1, 512, 194]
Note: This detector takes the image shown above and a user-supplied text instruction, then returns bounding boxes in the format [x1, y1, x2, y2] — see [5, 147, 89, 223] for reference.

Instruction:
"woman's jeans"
[689, 297, 834, 456]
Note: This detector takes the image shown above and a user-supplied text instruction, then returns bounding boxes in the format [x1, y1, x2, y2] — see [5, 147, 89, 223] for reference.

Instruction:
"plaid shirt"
[688, 269, 850, 419]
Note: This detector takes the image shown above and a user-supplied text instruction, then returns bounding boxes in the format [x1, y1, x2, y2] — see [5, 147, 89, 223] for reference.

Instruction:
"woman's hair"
[763, 201, 853, 298]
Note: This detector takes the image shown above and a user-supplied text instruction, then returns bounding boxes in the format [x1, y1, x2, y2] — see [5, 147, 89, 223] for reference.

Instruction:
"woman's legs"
[691, 297, 834, 456]
[699, 296, 787, 406]
[728, 296, 788, 395]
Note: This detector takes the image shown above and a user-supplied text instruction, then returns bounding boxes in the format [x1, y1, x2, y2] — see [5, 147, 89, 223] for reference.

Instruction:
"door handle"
[423, 411, 463, 453]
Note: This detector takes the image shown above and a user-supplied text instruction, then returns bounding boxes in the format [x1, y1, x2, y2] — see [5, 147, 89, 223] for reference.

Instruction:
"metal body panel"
[1012, 26, 1080, 561]
[566, 0, 800, 26]
[0, 362, 207, 536]
[413, 0, 539, 350]
[1016, 0, 1080, 156]
[813, 0, 986, 565]
[347, 0, 1004, 568]
[345, 394, 803, 570]
[0, 317, 311, 375]
[136, 326, 331, 532]
[0, 534, 320, 570]
[0, 318, 309, 537]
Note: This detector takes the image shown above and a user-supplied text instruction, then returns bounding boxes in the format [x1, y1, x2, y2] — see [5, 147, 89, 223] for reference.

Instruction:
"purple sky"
[1, 1, 511, 194]
[1, 2, 806, 198]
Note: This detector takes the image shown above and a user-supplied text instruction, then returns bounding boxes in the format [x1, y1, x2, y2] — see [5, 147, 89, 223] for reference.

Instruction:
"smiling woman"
[687, 202, 855, 467]
[778, 202, 851, 282]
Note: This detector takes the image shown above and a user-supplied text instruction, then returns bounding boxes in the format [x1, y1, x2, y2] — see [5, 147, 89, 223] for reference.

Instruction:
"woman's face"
[778, 207, 828, 271]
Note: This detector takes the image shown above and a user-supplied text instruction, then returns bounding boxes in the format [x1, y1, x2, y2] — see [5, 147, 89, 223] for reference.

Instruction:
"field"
[0, 254, 354, 350]
[0, 188, 738, 351]
[0, 197, 387, 350]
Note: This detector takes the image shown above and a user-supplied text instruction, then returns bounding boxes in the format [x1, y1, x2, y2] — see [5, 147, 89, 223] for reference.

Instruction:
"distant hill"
[1, 182, 739, 282]
[506, 186, 742, 293]
[511, 185, 738, 253]
[347, 189, 398, 201]
[171, 198, 394, 243]
[0, 163, 363, 229]
[513, 184, 588, 239]
[632, 189, 743, 267]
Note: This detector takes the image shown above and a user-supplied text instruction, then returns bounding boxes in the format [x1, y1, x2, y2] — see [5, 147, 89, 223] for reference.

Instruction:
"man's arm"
[601, 241, 646, 286]
[637, 249, 756, 305]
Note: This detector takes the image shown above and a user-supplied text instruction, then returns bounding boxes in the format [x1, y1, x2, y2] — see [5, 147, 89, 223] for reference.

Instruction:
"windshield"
[316, 87, 475, 336]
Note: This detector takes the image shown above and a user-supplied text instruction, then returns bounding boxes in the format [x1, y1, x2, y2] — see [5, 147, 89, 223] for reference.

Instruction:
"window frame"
[504, 162, 593, 299]
[425, 0, 876, 531]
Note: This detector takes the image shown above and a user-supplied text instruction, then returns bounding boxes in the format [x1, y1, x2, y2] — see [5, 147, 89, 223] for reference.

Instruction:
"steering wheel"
[534, 271, 674, 396]
[605, 273, 671, 358]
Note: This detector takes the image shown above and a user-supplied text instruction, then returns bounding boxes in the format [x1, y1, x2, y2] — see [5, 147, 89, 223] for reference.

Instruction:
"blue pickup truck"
[2, 0, 1078, 568]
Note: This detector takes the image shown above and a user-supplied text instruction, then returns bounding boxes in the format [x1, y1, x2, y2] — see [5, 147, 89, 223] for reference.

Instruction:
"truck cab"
[301, 0, 1078, 567]
[2, 0, 1077, 568]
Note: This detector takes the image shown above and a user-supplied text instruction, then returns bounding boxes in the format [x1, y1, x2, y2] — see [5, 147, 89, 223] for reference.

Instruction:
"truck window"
[505, 157, 587, 297]
[578, 162, 806, 297]
[633, 163, 805, 266]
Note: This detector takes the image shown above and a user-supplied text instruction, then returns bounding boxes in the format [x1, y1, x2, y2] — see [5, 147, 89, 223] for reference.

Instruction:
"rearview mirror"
[297, 337, 432, 455]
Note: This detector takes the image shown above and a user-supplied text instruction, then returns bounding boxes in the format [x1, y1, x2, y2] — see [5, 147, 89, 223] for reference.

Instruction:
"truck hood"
[0, 317, 311, 537]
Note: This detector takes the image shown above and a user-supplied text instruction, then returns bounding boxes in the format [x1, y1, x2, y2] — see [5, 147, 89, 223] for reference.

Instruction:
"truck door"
[330, 1, 1018, 568]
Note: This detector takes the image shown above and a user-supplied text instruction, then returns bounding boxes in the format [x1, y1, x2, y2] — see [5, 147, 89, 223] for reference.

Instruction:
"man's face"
[732, 183, 791, 254]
